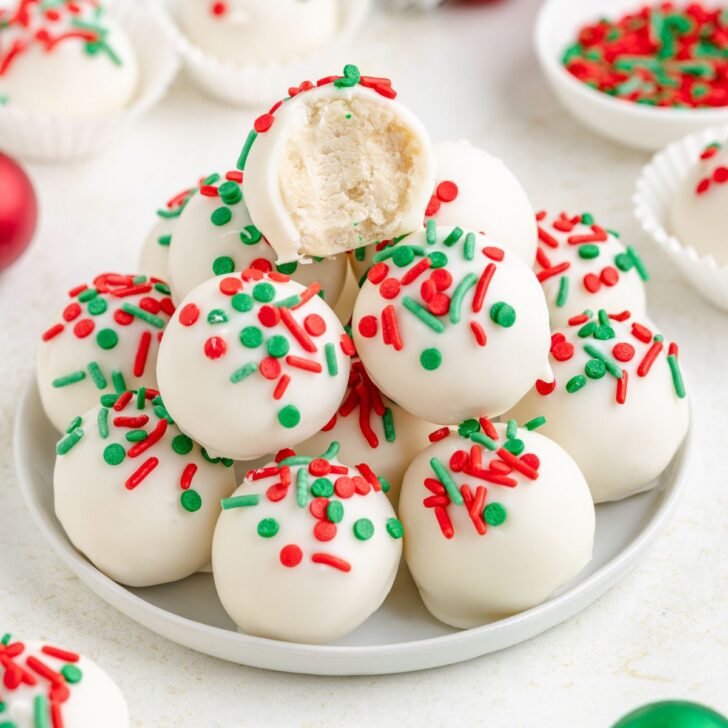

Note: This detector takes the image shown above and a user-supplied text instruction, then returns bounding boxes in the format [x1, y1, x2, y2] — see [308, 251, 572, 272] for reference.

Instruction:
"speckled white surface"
[1, 1, 727, 726]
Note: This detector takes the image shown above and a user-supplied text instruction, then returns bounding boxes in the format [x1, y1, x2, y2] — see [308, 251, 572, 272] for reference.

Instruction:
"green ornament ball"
[613, 701, 728, 728]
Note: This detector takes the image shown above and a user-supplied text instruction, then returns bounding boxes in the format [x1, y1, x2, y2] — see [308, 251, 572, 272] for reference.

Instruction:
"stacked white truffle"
[38, 65, 689, 644]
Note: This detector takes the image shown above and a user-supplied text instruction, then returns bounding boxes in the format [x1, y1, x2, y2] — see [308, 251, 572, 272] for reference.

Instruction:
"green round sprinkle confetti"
[458, 419, 480, 437]
[585, 359, 607, 379]
[615, 253, 634, 272]
[490, 302, 517, 328]
[257, 518, 279, 538]
[483, 502, 507, 526]
[212, 256, 235, 275]
[103, 443, 125, 466]
[181, 489, 202, 512]
[96, 328, 118, 350]
[172, 433, 193, 455]
[87, 298, 107, 315]
[504, 438, 525, 455]
[266, 335, 289, 358]
[278, 405, 301, 429]
[126, 429, 147, 442]
[240, 326, 263, 348]
[420, 347, 442, 371]
[566, 375, 587, 393]
[311, 477, 334, 497]
[207, 308, 228, 324]
[253, 282, 275, 302]
[276, 261, 298, 275]
[211, 207, 232, 226]
[578, 244, 600, 260]
[594, 325, 615, 341]
[327, 500, 344, 524]
[428, 251, 448, 268]
[61, 664, 82, 684]
[353, 518, 375, 541]
[392, 246, 415, 267]
[218, 181, 242, 205]
[386, 517, 404, 539]
[231, 293, 254, 312]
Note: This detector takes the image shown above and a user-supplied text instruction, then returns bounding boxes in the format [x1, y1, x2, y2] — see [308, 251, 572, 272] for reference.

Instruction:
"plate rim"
[13, 378, 694, 675]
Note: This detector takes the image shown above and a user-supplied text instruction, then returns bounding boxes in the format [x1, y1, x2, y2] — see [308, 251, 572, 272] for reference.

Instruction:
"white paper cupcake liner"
[157, 0, 371, 108]
[0, 0, 179, 163]
[633, 124, 728, 312]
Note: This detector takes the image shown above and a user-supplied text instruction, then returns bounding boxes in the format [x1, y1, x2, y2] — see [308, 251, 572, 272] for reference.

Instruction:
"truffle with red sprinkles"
[167, 169, 347, 306]
[212, 442, 402, 644]
[534, 210, 649, 328]
[296, 358, 435, 506]
[241, 64, 436, 262]
[37, 273, 175, 432]
[178, 0, 338, 66]
[0, 0, 138, 118]
[399, 420, 595, 628]
[156, 268, 352, 460]
[53, 389, 236, 587]
[507, 309, 689, 503]
[352, 225, 551, 424]
[669, 137, 728, 266]
[0, 635, 129, 727]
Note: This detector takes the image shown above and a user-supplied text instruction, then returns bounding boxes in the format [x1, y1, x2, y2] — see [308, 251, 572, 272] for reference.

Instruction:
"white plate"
[15, 380, 693, 675]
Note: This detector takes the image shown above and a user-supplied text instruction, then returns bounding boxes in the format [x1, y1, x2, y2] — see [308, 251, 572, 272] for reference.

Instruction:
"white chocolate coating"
[0, 1, 138, 118]
[399, 423, 595, 628]
[167, 171, 347, 306]
[36, 274, 175, 433]
[242, 72, 436, 261]
[296, 359, 434, 505]
[352, 227, 551, 424]
[0, 638, 129, 728]
[535, 210, 648, 329]
[54, 394, 236, 587]
[669, 139, 728, 267]
[178, 0, 338, 66]
[507, 312, 689, 503]
[156, 270, 352, 460]
[212, 451, 402, 643]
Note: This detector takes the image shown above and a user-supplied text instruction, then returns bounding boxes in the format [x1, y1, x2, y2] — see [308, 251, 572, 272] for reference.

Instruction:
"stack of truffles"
[37, 65, 690, 644]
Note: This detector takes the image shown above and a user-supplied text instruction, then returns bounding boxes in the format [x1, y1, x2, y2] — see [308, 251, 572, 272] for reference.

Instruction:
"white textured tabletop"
[1, 1, 727, 726]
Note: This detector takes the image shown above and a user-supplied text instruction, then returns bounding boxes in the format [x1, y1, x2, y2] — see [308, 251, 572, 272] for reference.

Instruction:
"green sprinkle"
[34, 694, 49, 728]
[627, 245, 650, 281]
[566, 375, 587, 393]
[667, 354, 686, 398]
[239, 225, 263, 245]
[276, 261, 298, 275]
[207, 309, 228, 326]
[87, 361, 107, 389]
[77, 287, 98, 303]
[484, 502, 507, 526]
[420, 347, 442, 371]
[60, 663, 82, 684]
[87, 297, 107, 316]
[443, 226, 464, 247]
[181, 490, 202, 512]
[172, 433, 193, 455]
[327, 500, 344, 523]
[65, 416, 82, 434]
[428, 251, 448, 268]
[278, 404, 301, 429]
[253, 282, 275, 303]
[504, 438, 524, 455]
[325, 342, 338, 376]
[240, 326, 263, 348]
[524, 416, 546, 431]
[158, 234, 171, 247]
[383, 408, 395, 442]
[450, 272, 478, 324]
[392, 245, 415, 267]
[312, 477, 334, 498]
[278, 455, 313, 467]
[490, 301, 517, 328]
[578, 244, 600, 259]
[430, 457, 463, 505]
[211, 206, 232, 226]
[231, 293, 254, 312]
[470, 432, 498, 450]
[126, 429, 147, 442]
[120, 303, 166, 328]
[221, 494, 260, 509]
[296, 467, 309, 507]
[218, 180, 242, 205]
[100, 393, 119, 407]
[212, 256, 235, 276]
[425, 219, 437, 246]
[386, 517, 404, 539]
[379, 476, 391, 493]
[402, 295, 445, 333]
[266, 335, 289, 358]
[257, 518, 279, 537]
[458, 419, 480, 437]
[463, 232, 476, 260]
[274, 294, 302, 309]
[1, 633, 10, 645]
[111, 369, 126, 394]
[584, 344, 623, 379]
[230, 362, 258, 383]
[354, 247, 366, 261]
[578, 321, 596, 338]
[52, 370, 86, 388]
[136, 387, 146, 410]
[334, 63, 361, 87]
[556, 276, 569, 308]
[581, 212, 595, 225]
[318, 441, 340, 460]
[353, 518, 375, 541]
[56, 428, 84, 455]
[585, 359, 606, 379]
[237, 130, 258, 170]
[97, 408, 109, 439]
[103, 443, 125, 466]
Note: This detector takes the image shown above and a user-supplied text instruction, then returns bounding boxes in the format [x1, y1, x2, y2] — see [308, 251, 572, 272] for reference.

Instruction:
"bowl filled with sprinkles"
[535, 0, 728, 151]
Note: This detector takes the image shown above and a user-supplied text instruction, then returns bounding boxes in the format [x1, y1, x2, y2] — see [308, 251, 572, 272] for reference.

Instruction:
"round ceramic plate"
[15, 379, 693, 675]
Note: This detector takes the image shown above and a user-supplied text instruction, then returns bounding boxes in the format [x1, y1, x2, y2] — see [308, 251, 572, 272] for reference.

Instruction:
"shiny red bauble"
[0, 152, 37, 271]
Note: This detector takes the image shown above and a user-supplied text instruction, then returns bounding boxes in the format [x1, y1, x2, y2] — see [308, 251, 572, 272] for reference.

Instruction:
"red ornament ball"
[0, 152, 37, 271]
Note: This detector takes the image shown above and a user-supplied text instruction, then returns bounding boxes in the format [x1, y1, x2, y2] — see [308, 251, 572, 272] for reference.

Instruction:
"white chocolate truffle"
[507, 311, 689, 503]
[212, 445, 403, 644]
[0, 1, 138, 118]
[669, 138, 728, 266]
[156, 269, 352, 460]
[54, 390, 236, 587]
[37, 274, 175, 433]
[352, 225, 551, 424]
[241, 66, 436, 261]
[167, 170, 347, 306]
[399, 421, 595, 627]
[296, 358, 434, 505]
[534, 210, 649, 329]
[0, 637, 129, 727]
[178, 0, 338, 66]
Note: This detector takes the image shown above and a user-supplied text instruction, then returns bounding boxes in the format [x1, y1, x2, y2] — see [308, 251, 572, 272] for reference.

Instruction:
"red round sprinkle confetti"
[353, 476, 371, 495]
[314, 521, 337, 542]
[536, 378, 556, 395]
[583, 273, 601, 293]
[259, 356, 282, 380]
[114, 309, 134, 326]
[308, 458, 331, 476]
[521, 453, 540, 470]
[279, 544, 303, 567]
[334, 476, 355, 498]
[379, 278, 401, 299]
[309, 497, 329, 520]
[696, 178, 711, 195]
[211, 1, 227, 16]
[430, 269, 452, 291]
[600, 266, 619, 286]
[304, 314, 326, 336]
[714, 166, 728, 184]
[258, 304, 281, 327]
[425, 195, 441, 217]
[436, 180, 458, 202]
[275, 448, 296, 462]
[612, 342, 635, 362]
[427, 293, 450, 316]
[254, 113, 274, 133]
[160, 298, 175, 316]
[62, 303, 81, 322]
[139, 296, 161, 314]
[551, 340, 574, 361]
[73, 319, 94, 338]
[367, 262, 389, 284]
[420, 279, 436, 303]
[219, 277, 242, 296]
[250, 257, 273, 272]
[358, 315, 378, 338]
[204, 336, 227, 359]
[179, 303, 200, 327]
[483, 246, 505, 261]
[449, 450, 468, 472]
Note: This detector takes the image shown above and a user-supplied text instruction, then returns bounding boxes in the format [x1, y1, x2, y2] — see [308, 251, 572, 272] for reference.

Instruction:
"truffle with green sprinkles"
[508, 310, 690, 503]
[0, 636, 130, 727]
[37, 272, 176, 433]
[53, 389, 236, 587]
[352, 225, 551, 425]
[534, 210, 648, 328]
[155, 268, 352, 461]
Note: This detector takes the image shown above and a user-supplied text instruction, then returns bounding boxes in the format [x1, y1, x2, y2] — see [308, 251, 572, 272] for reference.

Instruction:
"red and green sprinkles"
[695, 140, 728, 194]
[562, 4, 728, 109]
